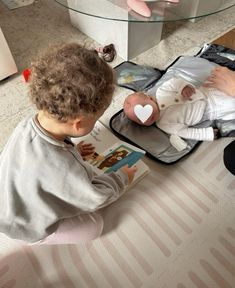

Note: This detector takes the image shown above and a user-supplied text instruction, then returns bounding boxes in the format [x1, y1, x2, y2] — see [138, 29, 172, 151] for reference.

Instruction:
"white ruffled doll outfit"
[155, 77, 235, 151]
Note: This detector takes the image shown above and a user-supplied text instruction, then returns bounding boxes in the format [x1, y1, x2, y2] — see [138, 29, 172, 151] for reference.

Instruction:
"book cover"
[72, 121, 150, 187]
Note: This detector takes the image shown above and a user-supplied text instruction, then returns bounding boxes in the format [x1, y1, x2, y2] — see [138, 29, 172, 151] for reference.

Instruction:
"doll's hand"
[181, 85, 195, 100]
[76, 141, 95, 158]
[121, 165, 138, 184]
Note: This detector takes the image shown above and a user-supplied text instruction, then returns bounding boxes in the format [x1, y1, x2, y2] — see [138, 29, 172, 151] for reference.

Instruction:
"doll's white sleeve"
[177, 126, 214, 141]
[156, 78, 196, 108]
[157, 77, 194, 96]
[159, 122, 214, 142]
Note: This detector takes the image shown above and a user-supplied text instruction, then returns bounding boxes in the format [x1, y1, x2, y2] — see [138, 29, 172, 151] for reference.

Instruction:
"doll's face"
[123, 92, 160, 126]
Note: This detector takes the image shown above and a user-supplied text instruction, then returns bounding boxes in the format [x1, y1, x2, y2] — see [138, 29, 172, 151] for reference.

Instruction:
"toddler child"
[0, 43, 137, 244]
[123, 77, 235, 151]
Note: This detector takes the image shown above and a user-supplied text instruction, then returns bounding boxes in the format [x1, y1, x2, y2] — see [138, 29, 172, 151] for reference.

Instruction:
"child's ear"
[73, 119, 81, 132]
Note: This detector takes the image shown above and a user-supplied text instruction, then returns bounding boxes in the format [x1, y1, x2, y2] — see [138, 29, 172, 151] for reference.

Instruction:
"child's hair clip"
[22, 68, 31, 82]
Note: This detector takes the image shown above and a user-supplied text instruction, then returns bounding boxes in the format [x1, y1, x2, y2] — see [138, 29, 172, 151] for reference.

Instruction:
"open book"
[72, 121, 150, 188]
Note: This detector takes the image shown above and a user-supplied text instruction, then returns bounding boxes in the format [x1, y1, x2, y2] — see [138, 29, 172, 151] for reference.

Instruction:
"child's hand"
[121, 165, 138, 184]
[76, 141, 95, 158]
[181, 85, 195, 100]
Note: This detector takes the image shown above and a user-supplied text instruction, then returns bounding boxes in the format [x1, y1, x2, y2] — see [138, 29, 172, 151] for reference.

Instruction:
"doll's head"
[123, 92, 160, 126]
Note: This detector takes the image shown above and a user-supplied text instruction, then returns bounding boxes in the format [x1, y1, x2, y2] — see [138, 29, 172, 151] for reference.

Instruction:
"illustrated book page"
[72, 121, 150, 187]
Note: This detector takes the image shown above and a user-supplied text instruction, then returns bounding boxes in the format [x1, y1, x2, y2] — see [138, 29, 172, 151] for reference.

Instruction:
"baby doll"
[123, 77, 235, 151]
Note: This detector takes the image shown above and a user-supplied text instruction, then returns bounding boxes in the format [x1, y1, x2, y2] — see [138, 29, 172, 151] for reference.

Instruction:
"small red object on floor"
[23, 68, 31, 82]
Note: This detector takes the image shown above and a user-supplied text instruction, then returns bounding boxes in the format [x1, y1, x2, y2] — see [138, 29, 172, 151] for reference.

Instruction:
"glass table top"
[55, 0, 235, 22]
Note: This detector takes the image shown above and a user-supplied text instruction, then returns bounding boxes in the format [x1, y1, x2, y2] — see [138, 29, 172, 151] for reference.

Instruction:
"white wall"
[0, 28, 17, 80]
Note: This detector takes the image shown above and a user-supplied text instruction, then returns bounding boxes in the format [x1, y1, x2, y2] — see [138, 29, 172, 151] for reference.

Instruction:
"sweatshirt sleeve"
[43, 148, 129, 213]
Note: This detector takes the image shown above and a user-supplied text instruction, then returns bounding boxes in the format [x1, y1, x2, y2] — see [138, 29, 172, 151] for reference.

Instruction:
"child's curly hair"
[29, 43, 115, 121]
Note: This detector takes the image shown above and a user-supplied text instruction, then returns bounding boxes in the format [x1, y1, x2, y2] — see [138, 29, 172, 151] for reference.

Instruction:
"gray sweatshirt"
[0, 115, 128, 242]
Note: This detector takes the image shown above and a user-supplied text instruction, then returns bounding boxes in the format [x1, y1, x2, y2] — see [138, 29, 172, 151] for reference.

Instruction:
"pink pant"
[15, 212, 104, 245]
[37, 213, 103, 245]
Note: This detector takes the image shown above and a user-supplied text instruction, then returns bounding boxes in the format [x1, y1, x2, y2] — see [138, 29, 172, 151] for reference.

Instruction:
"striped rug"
[0, 135, 234, 288]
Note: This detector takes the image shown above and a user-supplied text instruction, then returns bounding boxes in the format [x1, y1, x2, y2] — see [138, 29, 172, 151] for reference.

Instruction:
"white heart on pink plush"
[134, 104, 153, 123]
